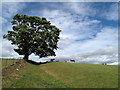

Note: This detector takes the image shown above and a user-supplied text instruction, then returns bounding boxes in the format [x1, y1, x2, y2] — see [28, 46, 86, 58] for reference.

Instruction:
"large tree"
[3, 14, 61, 61]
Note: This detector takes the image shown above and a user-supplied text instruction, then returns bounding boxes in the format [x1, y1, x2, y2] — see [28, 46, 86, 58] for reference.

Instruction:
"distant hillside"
[2, 60, 118, 88]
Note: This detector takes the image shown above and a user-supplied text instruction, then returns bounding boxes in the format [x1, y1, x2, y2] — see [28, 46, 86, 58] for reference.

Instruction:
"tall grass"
[1, 59, 21, 67]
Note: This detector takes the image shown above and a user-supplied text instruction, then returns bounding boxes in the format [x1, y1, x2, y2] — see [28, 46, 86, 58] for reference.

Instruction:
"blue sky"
[1, 2, 118, 65]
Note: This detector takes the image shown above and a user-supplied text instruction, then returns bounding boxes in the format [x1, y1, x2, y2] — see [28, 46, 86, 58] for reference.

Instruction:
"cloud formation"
[55, 47, 118, 65]
[2, 2, 26, 33]
[1, 39, 20, 58]
[1, 2, 118, 65]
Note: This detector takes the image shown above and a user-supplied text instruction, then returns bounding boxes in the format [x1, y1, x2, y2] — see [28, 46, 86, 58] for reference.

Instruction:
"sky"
[0, 1, 119, 65]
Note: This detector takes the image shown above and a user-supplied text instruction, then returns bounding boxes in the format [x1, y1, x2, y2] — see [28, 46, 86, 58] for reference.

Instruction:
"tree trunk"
[23, 54, 29, 61]
[23, 42, 29, 61]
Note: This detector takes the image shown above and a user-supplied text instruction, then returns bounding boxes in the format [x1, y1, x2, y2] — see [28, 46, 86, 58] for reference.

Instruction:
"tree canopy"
[3, 14, 61, 60]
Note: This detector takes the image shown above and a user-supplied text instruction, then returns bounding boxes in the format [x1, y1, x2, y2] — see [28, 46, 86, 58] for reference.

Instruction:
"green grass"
[1, 59, 21, 67]
[2, 62, 68, 88]
[2, 61, 118, 88]
[41, 62, 118, 88]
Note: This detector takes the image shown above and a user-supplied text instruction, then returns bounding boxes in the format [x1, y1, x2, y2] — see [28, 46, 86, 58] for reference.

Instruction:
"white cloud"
[1, 2, 26, 58]
[53, 26, 118, 65]
[109, 62, 119, 65]
[78, 27, 118, 51]
[0, 39, 21, 58]
[55, 46, 118, 65]
[29, 53, 40, 61]
[41, 9, 102, 56]
[2, 2, 27, 35]
[63, 2, 96, 17]
[0, 16, 8, 25]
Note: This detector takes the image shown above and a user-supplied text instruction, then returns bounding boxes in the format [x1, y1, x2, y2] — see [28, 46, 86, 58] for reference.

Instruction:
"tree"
[3, 14, 61, 61]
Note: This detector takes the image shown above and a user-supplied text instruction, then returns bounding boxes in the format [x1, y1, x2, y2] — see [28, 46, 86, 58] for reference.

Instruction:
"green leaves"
[3, 14, 61, 59]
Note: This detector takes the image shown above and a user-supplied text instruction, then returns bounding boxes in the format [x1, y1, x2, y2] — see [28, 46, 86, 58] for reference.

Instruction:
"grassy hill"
[2, 60, 118, 88]
[1, 58, 19, 67]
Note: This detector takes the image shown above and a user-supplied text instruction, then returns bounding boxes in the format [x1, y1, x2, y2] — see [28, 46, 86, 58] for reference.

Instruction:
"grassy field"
[1, 58, 20, 67]
[2, 61, 68, 88]
[2, 61, 118, 88]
